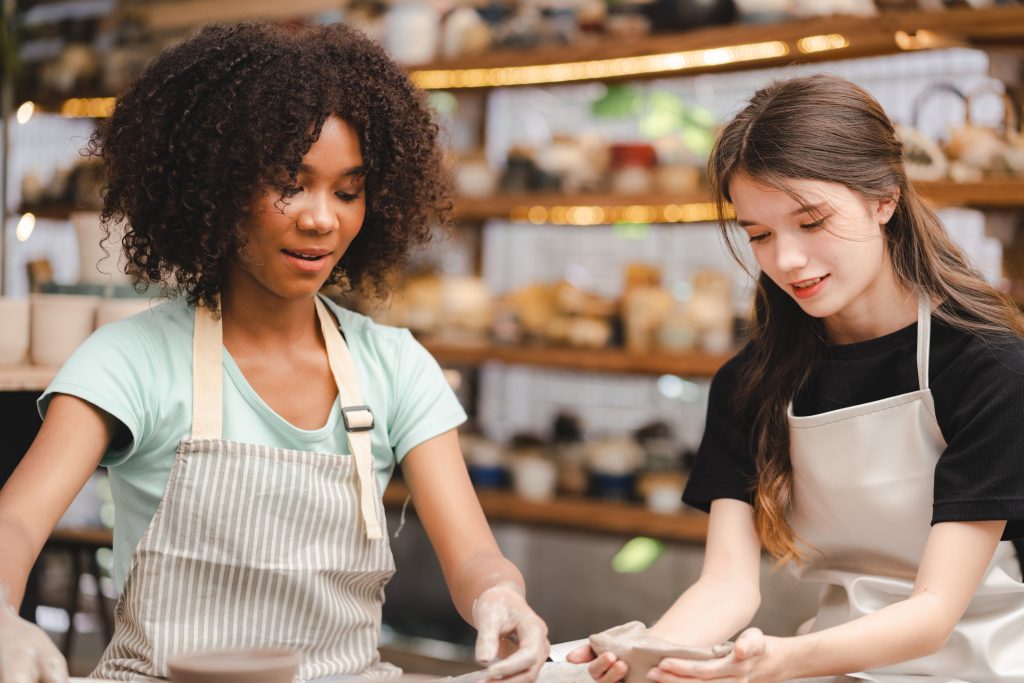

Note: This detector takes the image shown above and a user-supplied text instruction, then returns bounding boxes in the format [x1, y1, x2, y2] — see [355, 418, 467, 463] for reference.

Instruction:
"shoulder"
[77, 298, 193, 359]
[932, 319, 1024, 387]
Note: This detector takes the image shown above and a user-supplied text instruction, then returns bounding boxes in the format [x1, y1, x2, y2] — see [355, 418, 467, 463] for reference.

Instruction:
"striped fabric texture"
[92, 439, 397, 681]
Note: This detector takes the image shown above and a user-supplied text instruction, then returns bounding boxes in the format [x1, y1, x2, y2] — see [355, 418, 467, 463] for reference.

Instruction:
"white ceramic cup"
[0, 297, 30, 364]
[511, 456, 558, 502]
[30, 293, 100, 366]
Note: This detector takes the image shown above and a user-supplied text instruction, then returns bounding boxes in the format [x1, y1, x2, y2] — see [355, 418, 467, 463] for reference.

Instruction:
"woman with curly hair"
[0, 22, 548, 683]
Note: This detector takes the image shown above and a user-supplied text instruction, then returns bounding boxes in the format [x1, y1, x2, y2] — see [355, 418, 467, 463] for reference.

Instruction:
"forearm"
[777, 592, 952, 680]
[649, 572, 760, 646]
[444, 549, 526, 626]
[0, 515, 43, 609]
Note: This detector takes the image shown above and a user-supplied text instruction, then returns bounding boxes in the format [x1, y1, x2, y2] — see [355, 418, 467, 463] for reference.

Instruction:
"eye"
[747, 232, 770, 244]
[281, 185, 302, 197]
[335, 191, 362, 202]
[800, 218, 826, 230]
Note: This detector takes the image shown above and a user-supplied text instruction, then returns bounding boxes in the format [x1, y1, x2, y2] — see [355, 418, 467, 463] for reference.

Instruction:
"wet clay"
[168, 648, 301, 683]
[588, 622, 733, 683]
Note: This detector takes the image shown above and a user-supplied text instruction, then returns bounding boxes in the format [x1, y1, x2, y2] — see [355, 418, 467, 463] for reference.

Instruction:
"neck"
[219, 279, 322, 352]
[823, 282, 921, 344]
[824, 261, 919, 345]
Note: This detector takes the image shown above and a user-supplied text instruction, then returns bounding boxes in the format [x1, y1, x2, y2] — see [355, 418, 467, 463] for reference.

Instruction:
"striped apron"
[92, 297, 399, 681]
[787, 298, 1024, 682]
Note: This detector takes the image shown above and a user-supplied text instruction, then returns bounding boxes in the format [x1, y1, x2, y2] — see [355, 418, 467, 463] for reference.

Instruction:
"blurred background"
[2, 0, 1024, 675]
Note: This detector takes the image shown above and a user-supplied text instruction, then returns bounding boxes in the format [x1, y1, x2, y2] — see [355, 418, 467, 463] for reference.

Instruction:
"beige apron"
[787, 299, 1024, 682]
[92, 297, 399, 681]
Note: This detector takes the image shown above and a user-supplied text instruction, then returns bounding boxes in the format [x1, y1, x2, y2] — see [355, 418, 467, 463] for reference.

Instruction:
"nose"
[295, 193, 338, 234]
[773, 231, 809, 273]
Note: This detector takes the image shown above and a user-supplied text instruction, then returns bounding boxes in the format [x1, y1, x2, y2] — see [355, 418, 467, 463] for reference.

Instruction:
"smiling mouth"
[282, 249, 330, 261]
[792, 275, 828, 289]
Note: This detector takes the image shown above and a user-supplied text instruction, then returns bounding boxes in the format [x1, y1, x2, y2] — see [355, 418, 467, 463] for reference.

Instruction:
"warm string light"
[16, 101, 35, 124]
[60, 97, 116, 118]
[16, 213, 37, 242]
[509, 202, 730, 226]
[411, 40, 793, 89]
[797, 34, 850, 54]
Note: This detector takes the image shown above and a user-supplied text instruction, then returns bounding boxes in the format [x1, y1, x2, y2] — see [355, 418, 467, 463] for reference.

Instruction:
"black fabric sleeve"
[683, 351, 757, 513]
[932, 335, 1024, 540]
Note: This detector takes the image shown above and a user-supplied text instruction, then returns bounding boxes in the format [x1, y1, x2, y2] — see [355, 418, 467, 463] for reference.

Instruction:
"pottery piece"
[168, 648, 300, 683]
[0, 298, 30, 364]
[589, 622, 733, 683]
[30, 293, 99, 367]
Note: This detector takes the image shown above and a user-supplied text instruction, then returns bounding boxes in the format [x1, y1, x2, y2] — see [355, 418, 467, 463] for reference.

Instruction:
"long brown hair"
[708, 74, 1024, 563]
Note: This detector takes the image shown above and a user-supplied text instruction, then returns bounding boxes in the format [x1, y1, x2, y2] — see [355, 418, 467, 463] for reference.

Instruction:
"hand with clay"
[649, 627, 785, 683]
[567, 621, 734, 683]
[0, 586, 69, 683]
[473, 580, 550, 683]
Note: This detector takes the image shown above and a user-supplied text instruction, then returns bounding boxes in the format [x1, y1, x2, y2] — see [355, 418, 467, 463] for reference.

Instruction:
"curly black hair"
[89, 21, 453, 308]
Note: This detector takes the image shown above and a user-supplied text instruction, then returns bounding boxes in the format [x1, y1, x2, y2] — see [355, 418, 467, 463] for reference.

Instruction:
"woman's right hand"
[0, 591, 68, 683]
[566, 644, 629, 683]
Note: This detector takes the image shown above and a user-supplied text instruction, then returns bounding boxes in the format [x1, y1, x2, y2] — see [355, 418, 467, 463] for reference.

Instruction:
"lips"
[789, 274, 829, 299]
[791, 275, 825, 289]
[281, 248, 331, 261]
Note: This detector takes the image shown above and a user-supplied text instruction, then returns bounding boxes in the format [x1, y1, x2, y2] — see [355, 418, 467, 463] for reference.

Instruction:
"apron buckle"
[342, 405, 375, 432]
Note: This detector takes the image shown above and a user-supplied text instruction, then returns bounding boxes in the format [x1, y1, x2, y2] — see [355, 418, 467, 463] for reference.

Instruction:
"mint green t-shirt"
[39, 296, 467, 591]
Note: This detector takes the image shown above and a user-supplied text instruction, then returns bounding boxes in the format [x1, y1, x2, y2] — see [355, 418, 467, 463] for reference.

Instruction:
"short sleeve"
[932, 336, 1024, 540]
[38, 319, 159, 467]
[387, 330, 467, 461]
[682, 353, 757, 513]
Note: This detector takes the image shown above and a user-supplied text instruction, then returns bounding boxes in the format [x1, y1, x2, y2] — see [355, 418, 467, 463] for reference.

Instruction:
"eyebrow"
[298, 163, 366, 178]
[736, 202, 827, 227]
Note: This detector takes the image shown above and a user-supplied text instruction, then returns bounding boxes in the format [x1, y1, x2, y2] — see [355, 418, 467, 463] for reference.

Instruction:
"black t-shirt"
[682, 314, 1024, 569]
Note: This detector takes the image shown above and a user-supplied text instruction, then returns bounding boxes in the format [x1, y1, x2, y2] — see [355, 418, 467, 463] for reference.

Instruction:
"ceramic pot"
[511, 456, 558, 501]
[30, 293, 99, 366]
[0, 298, 30, 364]
[168, 648, 300, 683]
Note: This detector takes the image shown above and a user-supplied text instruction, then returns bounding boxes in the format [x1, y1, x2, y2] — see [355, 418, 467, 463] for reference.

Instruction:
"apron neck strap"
[190, 296, 383, 540]
[916, 294, 932, 392]
[314, 296, 384, 540]
[191, 302, 224, 441]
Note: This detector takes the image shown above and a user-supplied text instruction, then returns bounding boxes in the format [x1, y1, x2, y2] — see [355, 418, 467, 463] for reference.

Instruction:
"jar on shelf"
[610, 142, 657, 195]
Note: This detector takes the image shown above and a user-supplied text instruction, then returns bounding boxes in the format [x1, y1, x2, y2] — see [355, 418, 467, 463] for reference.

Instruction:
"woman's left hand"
[473, 581, 550, 683]
[649, 629, 784, 683]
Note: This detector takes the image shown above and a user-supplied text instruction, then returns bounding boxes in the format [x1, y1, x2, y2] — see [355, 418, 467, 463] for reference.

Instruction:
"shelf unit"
[408, 5, 1024, 89]
[383, 482, 708, 543]
[420, 339, 730, 377]
[45, 481, 710, 547]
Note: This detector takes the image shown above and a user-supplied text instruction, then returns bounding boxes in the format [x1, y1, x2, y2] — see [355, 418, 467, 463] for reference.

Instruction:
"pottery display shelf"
[383, 481, 709, 543]
[420, 339, 730, 378]
[0, 364, 58, 392]
[454, 180, 1024, 225]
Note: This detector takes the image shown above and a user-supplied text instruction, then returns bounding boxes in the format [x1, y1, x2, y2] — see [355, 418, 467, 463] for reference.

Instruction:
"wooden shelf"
[14, 181, 1024, 224]
[0, 365, 57, 392]
[409, 6, 1024, 89]
[420, 339, 730, 377]
[914, 180, 1024, 209]
[44, 484, 709, 548]
[383, 482, 708, 543]
[455, 181, 1024, 223]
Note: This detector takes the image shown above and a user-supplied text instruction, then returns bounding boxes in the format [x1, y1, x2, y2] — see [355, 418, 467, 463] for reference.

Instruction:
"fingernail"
[647, 669, 661, 681]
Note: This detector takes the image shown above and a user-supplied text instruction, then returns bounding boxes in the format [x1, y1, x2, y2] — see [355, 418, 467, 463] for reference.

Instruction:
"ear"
[875, 189, 900, 226]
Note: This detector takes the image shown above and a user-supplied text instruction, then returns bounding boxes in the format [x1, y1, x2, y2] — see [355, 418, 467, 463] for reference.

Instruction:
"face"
[730, 174, 900, 337]
[231, 115, 366, 303]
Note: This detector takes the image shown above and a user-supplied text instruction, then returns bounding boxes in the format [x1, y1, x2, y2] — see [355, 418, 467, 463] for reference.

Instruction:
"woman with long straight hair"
[570, 74, 1024, 681]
